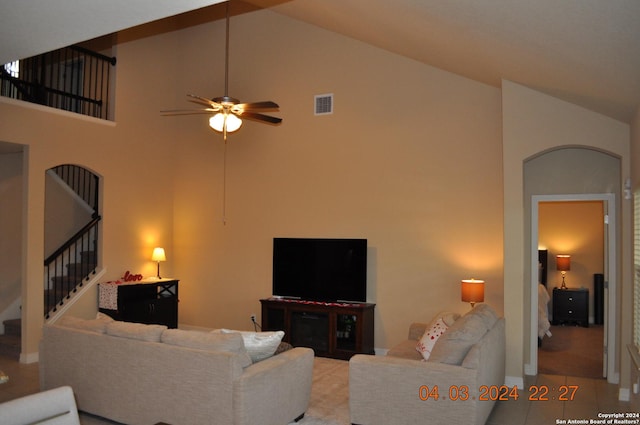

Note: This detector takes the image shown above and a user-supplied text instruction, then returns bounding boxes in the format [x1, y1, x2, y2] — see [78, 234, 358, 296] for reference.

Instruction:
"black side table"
[552, 287, 589, 327]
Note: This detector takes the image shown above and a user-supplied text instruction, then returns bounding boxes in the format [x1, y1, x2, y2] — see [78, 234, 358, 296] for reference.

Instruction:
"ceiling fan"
[161, 2, 282, 142]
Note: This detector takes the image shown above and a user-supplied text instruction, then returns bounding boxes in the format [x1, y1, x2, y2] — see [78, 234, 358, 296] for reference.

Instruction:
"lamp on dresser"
[556, 254, 571, 289]
[151, 247, 166, 279]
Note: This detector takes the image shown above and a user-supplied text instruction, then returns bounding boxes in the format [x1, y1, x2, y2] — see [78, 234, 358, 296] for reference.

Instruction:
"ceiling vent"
[314, 93, 333, 115]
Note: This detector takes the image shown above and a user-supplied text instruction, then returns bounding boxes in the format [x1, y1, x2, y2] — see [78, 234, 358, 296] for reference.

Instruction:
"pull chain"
[223, 135, 227, 225]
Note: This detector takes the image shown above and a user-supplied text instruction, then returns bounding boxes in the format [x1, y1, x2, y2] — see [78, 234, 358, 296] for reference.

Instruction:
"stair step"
[66, 262, 97, 275]
[0, 334, 20, 360]
[3, 319, 21, 337]
[48, 278, 83, 302]
[80, 251, 96, 263]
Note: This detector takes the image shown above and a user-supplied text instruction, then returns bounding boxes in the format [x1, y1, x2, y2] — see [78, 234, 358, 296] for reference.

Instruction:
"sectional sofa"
[40, 317, 314, 425]
[349, 304, 505, 425]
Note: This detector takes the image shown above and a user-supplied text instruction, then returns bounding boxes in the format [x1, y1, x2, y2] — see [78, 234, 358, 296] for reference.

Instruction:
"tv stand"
[260, 298, 375, 360]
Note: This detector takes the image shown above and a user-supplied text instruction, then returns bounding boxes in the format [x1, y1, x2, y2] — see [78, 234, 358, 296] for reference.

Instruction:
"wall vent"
[314, 93, 333, 115]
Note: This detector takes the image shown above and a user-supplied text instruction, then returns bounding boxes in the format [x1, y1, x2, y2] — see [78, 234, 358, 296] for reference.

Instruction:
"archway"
[524, 147, 620, 383]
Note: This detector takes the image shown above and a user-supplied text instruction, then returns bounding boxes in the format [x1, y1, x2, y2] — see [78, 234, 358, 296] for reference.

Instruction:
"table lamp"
[556, 254, 570, 289]
[151, 247, 166, 279]
[461, 278, 484, 308]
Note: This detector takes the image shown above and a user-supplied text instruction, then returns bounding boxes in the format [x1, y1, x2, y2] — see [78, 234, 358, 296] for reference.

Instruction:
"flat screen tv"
[272, 238, 367, 303]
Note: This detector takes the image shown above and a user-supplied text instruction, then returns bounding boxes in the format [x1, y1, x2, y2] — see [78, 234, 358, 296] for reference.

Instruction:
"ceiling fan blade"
[239, 111, 282, 125]
[235, 101, 279, 111]
[160, 108, 217, 116]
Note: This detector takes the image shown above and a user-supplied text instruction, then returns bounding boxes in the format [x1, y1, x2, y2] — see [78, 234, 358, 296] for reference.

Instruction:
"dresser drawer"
[552, 288, 589, 327]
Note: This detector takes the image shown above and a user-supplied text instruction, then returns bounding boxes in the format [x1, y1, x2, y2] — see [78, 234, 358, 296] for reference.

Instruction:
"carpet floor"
[294, 357, 349, 425]
[537, 324, 605, 379]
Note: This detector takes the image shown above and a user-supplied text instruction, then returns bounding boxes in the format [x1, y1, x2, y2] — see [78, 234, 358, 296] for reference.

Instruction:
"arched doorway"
[44, 164, 101, 318]
[524, 147, 620, 383]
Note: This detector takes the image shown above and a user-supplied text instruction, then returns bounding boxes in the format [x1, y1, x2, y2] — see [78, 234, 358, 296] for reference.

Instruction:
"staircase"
[44, 165, 101, 319]
[46, 249, 97, 318]
[0, 319, 21, 360]
[0, 165, 102, 359]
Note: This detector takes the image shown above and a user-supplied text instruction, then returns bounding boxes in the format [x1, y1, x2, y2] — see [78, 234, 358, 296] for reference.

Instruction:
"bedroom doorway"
[530, 194, 616, 382]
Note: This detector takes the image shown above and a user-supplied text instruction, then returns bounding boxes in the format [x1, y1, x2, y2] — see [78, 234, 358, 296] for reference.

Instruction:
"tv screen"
[272, 238, 367, 303]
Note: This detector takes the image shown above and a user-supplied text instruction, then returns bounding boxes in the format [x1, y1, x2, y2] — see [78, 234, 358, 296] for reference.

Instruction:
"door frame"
[529, 193, 617, 383]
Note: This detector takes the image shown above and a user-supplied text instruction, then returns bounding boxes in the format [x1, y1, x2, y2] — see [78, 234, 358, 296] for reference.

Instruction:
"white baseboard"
[505, 375, 525, 389]
[20, 351, 38, 364]
[524, 363, 536, 376]
[608, 371, 620, 384]
[619, 387, 630, 401]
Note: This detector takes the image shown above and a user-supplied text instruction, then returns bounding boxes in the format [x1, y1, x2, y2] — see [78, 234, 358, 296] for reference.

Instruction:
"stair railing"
[51, 164, 99, 213]
[44, 217, 101, 318]
[44, 164, 101, 319]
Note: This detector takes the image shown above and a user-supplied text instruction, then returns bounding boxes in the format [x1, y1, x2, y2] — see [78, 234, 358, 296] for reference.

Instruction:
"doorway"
[537, 200, 604, 378]
[530, 194, 616, 382]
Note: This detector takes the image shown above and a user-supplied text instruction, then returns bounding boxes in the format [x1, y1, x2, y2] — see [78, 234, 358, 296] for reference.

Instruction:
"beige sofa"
[349, 304, 505, 425]
[0, 386, 80, 425]
[40, 317, 314, 425]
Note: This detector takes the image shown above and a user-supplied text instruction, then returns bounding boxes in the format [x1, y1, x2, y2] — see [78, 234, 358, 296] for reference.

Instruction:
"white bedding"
[538, 283, 552, 339]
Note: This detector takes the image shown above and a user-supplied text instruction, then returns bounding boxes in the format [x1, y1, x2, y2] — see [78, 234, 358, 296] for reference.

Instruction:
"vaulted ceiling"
[1, 0, 639, 124]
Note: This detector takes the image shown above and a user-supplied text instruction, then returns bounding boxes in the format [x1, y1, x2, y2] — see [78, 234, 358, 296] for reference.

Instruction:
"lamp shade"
[461, 279, 485, 306]
[151, 247, 166, 262]
[556, 255, 571, 271]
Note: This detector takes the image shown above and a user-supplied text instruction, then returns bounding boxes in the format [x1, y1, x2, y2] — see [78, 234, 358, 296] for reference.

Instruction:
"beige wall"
[0, 151, 23, 328]
[0, 18, 181, 355]
[44, 171, 94, 256]
[630, 108, 639, 405]
[0, 8, 503, 358]
[0, 7, 634, 382]
[171, 10, 504, 349]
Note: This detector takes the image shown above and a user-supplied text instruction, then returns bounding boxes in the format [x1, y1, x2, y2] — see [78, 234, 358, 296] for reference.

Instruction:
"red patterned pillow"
[416, 317, 449, 360]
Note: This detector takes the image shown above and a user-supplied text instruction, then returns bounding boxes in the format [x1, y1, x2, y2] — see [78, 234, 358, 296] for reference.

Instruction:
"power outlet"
[250, 314, 256, 322]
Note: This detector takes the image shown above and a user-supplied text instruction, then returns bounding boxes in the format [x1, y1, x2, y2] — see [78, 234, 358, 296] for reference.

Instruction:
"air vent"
[314, 93, 333, 115]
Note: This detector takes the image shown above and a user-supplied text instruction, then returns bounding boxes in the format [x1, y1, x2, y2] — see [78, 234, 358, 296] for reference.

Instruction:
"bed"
[538, 250, 552, 344]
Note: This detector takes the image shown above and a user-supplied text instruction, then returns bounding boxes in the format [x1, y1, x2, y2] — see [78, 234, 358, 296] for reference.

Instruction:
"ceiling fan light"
[209, 113, 225, 132]
[209, 113, 242, 133]
[226, 113, 242, 132]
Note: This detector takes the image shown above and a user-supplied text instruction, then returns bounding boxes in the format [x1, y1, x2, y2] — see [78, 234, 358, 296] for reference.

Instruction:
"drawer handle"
[568, 297, 573, 301]
[568, 310, 573, 314]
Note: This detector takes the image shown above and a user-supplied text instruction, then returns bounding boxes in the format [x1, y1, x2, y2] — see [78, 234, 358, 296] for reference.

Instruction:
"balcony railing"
[1, 45, 116, 120]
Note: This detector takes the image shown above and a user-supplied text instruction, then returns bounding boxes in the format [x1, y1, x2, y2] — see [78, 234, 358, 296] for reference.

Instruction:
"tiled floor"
[1, 353, 638, 425]
[487, 373, 640, 425]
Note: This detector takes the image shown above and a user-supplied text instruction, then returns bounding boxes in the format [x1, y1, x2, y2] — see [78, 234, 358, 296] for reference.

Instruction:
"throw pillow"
[409, 311, 460, 341]
[415, 317, 449, 360]
[220, 329, 285, 362]
[438, 311, 461, 327]
[428, 311, 488, 365]
[274, 341, 293, 355]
